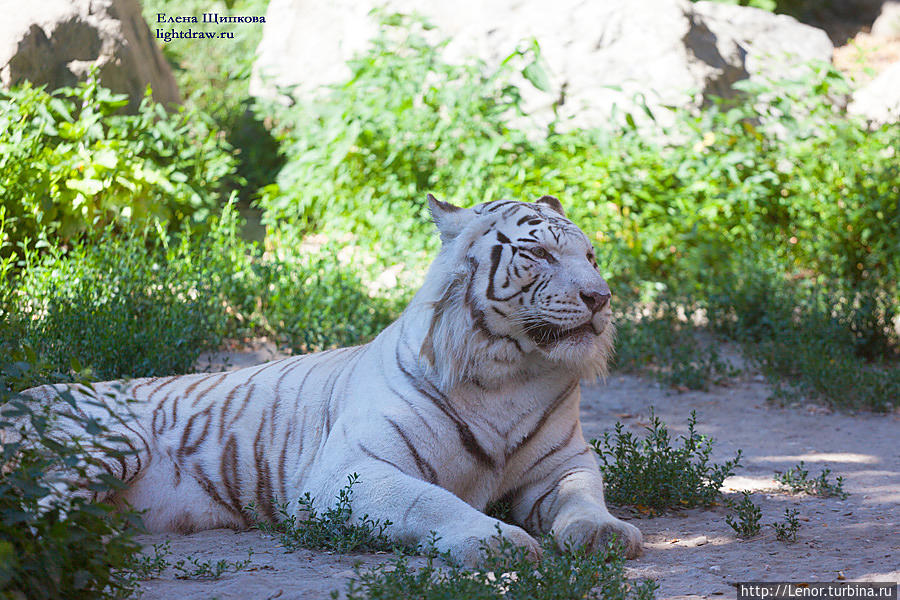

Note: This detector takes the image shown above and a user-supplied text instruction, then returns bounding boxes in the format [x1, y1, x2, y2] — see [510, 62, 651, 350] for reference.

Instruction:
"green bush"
[704, 269, 900, 411]
[772, 508, 801, 543]
[256, 13, 549, 251]
[4, 15, 894, 412]
[6, 227, 227, 381]
[0, 78, 236, 253]
[725, 491, 762, 539]
[1, 203, 401, 382]
[247, 473, 399, 554]
[774, 461, 848, 498]
[591, 410, 742, 513]
[141, 0, 281, 201]
[614, 301, 736, 391]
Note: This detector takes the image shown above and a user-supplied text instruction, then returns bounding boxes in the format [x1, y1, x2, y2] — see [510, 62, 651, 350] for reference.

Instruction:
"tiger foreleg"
[517, 456, 642, 558]
[307, 463, 542, 567]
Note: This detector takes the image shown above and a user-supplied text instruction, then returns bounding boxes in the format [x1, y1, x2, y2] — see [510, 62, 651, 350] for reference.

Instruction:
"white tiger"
[18, 195, 642, 565]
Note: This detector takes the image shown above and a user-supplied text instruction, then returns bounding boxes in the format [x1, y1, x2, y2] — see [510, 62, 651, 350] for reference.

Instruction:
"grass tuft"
[775, 462, 848, 499]
[246, 473, 399, 554]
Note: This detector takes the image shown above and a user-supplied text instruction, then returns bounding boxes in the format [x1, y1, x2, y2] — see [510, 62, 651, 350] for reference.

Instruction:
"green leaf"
[92, 149, 118, 169]
[522, 62, 551, 92]
[65, 178, 104, 195]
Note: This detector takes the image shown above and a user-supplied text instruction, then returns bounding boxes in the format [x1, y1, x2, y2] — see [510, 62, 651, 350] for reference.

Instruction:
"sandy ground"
[135, 346, 899, 599]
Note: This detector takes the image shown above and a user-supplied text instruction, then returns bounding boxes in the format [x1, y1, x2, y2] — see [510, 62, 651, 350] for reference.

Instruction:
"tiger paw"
[440, 521, 543, 567]
[553, 514, 643, 558]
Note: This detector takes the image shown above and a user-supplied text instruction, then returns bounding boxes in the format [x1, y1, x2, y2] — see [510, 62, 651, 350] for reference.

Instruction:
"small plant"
[124, 539, 254, 582]
[2, 206, 401, 383]
[773, 508, 801, 542]
[775, 462, 848, 499]
[247, 473, 398, 554]
[173, 550, 254, 580]
[484, 499, 513, 523]
[338, 528, 658, 600]
[126, 540, 173, 580]
[591, 409, 742, 513]
[725, 492, 762, 538]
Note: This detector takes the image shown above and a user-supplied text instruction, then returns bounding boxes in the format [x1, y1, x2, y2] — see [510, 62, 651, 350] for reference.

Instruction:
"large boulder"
[0, 0, 179, 111]
[250, 0, 832, 129]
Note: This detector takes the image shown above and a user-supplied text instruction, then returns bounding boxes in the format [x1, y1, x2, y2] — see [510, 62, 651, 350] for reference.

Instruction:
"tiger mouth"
[525, 321, 597, 346]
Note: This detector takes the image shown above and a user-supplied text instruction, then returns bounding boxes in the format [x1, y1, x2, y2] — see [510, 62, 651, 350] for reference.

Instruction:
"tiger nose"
[580, 290, 611, 312]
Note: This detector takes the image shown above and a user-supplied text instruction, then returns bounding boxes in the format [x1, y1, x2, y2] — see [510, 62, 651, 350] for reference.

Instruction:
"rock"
[678, 535, 709, 547]
[250, 0, 832, 130]
[871, 1, 900, 39]
[848, 60, 900, 124]
[0, 0, 179, 111]
[691, 2, 834, 84]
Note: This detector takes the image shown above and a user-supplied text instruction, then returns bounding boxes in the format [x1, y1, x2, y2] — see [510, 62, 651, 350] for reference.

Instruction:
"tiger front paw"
[553, 513, 643, 558]
[440, 521, 543, 567]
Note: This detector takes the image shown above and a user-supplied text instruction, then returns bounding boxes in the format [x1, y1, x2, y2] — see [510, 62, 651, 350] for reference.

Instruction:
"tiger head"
[420, 194, 615, 388]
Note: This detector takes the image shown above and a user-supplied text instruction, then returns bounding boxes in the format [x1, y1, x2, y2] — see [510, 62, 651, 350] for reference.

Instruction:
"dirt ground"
[133, 343, 899, 600]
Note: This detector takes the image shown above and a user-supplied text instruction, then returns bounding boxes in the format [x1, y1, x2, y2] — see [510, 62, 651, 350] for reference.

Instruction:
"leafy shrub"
[0, 354, 143, 599]
[704, 270, 900, 411]
[6, 227, 226, 381]
[141, 0, 281, 201]
[1, 203, 402, 382]
[341, 531, 658, 600]
[725, 492, 763, 538]
[247, 473, 398, 554]
[614, 301, 737, 390]
[248, 247, 402, 354]
[0, 78, 236, 253]
[591, 410, 742, 513]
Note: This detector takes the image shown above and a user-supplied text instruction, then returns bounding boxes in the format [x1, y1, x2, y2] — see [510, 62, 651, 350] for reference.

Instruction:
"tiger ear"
[536, 195, 565, 217]
[428, 194, 473, 243]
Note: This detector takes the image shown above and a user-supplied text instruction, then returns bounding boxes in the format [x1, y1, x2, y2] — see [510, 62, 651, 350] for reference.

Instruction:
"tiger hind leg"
[13, 383, 153, 506]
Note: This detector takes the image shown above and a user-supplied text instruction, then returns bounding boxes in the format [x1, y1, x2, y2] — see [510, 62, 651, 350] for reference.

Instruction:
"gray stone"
[692, 1, 834, 85]
[870, 1, 900, 39]
[250, 0, 832, 130]
[0, 0, 179, 111]
[849, 60, 900, 124]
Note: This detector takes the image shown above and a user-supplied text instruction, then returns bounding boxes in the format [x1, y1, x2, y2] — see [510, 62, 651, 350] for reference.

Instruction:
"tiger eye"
[532, 247, 554, 261]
